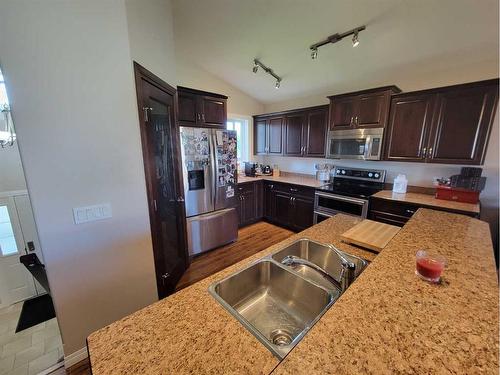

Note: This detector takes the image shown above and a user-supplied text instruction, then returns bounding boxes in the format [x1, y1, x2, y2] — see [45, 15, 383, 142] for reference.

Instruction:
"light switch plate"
[73, 203, 112, 224]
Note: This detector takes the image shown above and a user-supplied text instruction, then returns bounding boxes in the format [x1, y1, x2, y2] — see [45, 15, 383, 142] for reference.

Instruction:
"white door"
[0, 196, 36, 308]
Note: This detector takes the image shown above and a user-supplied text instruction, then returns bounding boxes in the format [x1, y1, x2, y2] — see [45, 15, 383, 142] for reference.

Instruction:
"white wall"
[125, 0, 177, 85]
[0, 142, 27, 192]
[0, 0, 158, 356]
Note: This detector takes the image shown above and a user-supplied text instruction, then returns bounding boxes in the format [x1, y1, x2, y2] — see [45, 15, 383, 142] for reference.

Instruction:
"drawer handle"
[406, 209, 415, 214]
[290, 188, 298, 192]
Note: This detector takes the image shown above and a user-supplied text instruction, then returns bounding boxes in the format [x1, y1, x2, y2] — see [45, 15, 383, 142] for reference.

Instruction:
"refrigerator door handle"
[211, 129, 218, 208]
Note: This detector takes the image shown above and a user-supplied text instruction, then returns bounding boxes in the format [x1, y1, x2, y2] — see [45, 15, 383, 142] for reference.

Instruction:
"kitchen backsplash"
[254, 155, 464, 187]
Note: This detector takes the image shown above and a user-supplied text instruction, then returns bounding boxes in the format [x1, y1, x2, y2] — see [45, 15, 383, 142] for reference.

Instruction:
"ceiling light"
[311, 48, 318, 60]
[309, 25, 365, 57]
[252, 58, 283, 89]
[352, 31, 359, 47]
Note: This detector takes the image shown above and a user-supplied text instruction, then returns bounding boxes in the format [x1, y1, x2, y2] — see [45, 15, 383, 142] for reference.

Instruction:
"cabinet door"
[254, 119, 268, 155]
[356, 92, 390, 128]
[329, 96, 357, 130]
[274, 192, 291, 226]
[201, 97, 226, 126]
[177, 92, 198, 124]
[304, 108, 328, 157]
[384, 94, 435, 162]
[268, 117, 284, 154]
[241, 191, 256, 224]
[428, 85, 498, 165]
[291, 196, 314, 231]
[284, 113, 305, 156]
[263, 183, 275, 219]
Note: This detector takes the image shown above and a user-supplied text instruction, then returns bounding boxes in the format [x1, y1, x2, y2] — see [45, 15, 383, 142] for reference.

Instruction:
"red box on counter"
[435, 186, 480, 204]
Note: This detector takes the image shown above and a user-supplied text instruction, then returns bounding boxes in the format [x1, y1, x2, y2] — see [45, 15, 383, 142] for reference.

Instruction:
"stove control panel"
[333, 167, 386, 182]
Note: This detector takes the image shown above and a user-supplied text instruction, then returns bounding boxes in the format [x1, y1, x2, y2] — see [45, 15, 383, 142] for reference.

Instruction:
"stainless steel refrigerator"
[179, 127, 238, 256]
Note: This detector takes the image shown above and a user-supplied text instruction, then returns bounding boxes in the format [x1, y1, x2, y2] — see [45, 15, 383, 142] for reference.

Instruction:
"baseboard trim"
[64, 347, 88, 368]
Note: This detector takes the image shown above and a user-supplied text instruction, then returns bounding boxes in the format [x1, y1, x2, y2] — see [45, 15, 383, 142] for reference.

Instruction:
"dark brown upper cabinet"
[385, 93, 436, 162]
[384, 79, 498, 165]
[253, 115, 284, 155]
[177, 86, 227, 128]
[328, 86, 401, 130]
[254, 105, 328, 157]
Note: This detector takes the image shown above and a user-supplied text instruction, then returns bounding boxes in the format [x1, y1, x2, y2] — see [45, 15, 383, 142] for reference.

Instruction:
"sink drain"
[270, 329, 293, 346]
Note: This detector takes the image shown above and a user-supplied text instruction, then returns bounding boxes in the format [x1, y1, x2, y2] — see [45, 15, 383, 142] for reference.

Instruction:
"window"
[0, 205, 18, 256]
[226, 118, 249, 162]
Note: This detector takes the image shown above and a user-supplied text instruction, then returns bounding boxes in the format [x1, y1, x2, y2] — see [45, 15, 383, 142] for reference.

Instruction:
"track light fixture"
[310, 25, 365, 59]
[252, 59, 283, 89]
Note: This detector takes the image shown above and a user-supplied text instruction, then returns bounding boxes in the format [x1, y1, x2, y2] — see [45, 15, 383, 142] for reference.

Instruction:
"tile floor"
[0, 302, 63, 375]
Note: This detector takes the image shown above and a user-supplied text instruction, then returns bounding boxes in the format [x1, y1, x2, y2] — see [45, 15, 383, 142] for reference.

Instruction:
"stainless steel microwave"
[326, 128, 384, 160]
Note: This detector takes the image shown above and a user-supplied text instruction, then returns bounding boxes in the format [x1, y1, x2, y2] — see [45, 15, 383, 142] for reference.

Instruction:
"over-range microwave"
[326, 128, 384, 160]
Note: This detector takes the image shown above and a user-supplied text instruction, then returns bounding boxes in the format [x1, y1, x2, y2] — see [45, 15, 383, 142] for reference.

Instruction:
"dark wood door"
[274, 192, 291, 226]
[268, 117, 284, 154]
[428, 84, 498, 164]
[134, 63, 188, 298]
[254, 119, 268, 155]
[356, 92, 390, 128]
[284, 113, 305, 156]
[304, 107, 328, 157]
[263, 182, 275, 219]
[291, 196, 314, 231]
[241, 190, 256, 224]
[385, 93, 436, 162]
[201, 96, 226, 126]
[329, 96, 357, 129]
[177, 92, 198, 125]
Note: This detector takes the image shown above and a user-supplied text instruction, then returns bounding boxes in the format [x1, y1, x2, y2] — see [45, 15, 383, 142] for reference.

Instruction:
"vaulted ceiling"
[172, 0, 499, 104]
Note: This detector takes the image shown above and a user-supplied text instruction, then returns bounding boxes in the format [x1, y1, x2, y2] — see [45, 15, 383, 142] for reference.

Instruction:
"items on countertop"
[415, 250, 446, 283]
[314, 163, 334, 182]
[244, 162, 273, 177]
[435, 167, 485, 204]
[392, 174, 408, 194]
[273, 164, 280, 177]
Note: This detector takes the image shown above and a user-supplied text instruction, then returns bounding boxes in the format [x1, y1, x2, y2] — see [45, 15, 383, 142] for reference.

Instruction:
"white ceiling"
[172, 0, 499, 104]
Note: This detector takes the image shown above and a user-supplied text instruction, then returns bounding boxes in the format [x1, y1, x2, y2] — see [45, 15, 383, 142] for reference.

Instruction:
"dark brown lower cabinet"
[238, 180, 315, 232]
[237, 181, 263, 227]
[264, 182, 314, 232]
[368, 197, 479, 227]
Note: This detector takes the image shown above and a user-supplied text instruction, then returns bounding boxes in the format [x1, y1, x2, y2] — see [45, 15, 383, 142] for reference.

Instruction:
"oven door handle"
[363, 135, 372, 160]
[315, 191, 367, 206]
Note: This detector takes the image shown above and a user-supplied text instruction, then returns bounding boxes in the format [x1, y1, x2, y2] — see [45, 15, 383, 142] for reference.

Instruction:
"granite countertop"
[87, 210, 498, 374]
[238, 173, 325, 188]
[87, 214, 372, 375]
[372, 190, 480, 214]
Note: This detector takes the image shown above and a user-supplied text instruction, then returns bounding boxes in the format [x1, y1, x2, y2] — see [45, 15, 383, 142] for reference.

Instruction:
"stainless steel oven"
[326, 128, 384, 160]
[314, 191, 369, 223]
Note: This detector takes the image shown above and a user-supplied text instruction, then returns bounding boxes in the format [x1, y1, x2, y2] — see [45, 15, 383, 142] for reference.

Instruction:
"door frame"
[133, 62, 189, 298]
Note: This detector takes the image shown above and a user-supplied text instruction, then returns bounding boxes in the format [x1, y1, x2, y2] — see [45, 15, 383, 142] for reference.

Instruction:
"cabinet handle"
[428, 147, 433, 158]
[406, 209, 415, 214]
[355, 116, 359, 125]
[422, 147, 427, 158]
[290, 188, 298, 192]
[202, 113, 205, 122]
[350, 116, 354, 126]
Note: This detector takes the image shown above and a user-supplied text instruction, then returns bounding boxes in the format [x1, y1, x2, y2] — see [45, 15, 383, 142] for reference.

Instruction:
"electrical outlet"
[73, 203, 112, 224]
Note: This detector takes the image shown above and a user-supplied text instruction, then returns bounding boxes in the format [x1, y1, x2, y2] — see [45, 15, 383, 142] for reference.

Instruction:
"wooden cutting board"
[341, 219, 400, 253]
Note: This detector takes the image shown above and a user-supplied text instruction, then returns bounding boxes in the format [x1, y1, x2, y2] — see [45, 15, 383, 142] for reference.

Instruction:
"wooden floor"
[50, 221, 292, 375]
[176, 221, 294, 290]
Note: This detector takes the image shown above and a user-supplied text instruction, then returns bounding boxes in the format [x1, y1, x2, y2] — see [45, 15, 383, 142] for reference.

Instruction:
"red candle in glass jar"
[415, 250, 446, 283]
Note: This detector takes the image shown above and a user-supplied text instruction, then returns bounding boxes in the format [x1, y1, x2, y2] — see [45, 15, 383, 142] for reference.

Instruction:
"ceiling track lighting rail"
[252, 58, 282, 89]
[310, 25, 366, 59]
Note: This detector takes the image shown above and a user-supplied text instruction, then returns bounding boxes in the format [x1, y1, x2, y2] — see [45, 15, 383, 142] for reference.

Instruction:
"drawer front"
[273, 182, 315, 199]
[369, 197, 419, 218]
[237, 182, 256, 195]
[369, 210, 409, 227]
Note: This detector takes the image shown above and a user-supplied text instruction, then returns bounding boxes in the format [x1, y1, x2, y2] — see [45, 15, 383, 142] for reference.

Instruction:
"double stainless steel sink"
[208, 238, 368, 359]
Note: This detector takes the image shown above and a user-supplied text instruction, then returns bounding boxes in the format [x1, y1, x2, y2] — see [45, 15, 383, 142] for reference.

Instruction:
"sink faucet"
[281, 255, 354, 292]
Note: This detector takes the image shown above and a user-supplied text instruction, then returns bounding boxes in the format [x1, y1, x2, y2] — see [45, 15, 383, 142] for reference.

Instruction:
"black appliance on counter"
[314, 166, 386, 223]
[244, 162, 258, 177]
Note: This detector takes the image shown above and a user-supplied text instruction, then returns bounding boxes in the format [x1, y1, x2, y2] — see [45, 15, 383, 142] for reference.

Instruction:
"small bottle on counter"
[273, 164, 280, 177]
[392, 174, 408, 194]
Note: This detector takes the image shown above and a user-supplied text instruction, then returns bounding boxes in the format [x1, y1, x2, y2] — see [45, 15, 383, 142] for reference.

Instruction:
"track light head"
[352, 31, 359, 47]
[252, 64, 259, 73]
[275, 80, 280, 89]
[311, 48, 318, 60]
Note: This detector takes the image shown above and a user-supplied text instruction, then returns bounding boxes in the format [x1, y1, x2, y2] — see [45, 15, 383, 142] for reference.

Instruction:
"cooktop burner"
[317, 166, 386, 199]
